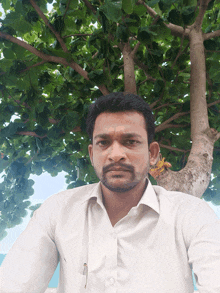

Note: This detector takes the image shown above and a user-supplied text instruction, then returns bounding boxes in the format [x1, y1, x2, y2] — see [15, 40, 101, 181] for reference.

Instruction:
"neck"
[101, 179, 148, 226]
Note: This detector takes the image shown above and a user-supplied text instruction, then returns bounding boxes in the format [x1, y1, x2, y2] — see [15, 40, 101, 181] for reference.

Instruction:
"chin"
[101, 179, 138, 193]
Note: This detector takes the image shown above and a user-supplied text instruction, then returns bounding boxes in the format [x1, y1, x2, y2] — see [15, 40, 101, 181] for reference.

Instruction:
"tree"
[0, 0, 220, 240]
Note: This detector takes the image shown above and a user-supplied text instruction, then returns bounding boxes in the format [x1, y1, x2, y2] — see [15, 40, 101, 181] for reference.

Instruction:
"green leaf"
[47, 126, 62, 140]
[147, 0, 160, 7]
[3, 12, 21, 26]
[3, 48, 16, 59]
[204, 39, 218, 51]
[207, 0, 215, 10]
[26, 11, 39, 23]
[2, 0, 11, 10]
[100, 0, 122, 22]
[15, 0, 26, 16]
[162, 67, 174, 81]
[154, 79, 164, 93]
[158, 0, 172, 12]
[16, 19, 33, 33]
[122, 0, 135, 14]
[88, 69, 106, 85]
[167, 9, 182, 26]
[137, 27, 153, 44]
[116, 25, 129, 42]
[59, 111, 80, 131]
[133, 5, 147, 16]
[11, 44, 27, 59]
[181, 6, 195, 25]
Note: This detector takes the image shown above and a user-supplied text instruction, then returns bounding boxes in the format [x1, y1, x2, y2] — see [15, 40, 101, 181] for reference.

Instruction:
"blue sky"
[0, 171, 68, 287]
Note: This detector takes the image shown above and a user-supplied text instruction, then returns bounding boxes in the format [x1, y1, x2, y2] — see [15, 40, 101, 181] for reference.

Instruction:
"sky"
[0, 171, 68, 288]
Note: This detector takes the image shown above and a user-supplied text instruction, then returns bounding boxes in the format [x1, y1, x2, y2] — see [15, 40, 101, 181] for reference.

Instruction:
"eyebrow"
[94, 133, 143, 140]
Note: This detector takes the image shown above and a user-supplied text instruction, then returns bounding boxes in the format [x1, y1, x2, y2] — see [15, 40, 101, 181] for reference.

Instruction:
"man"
[1, 92, 220, 293]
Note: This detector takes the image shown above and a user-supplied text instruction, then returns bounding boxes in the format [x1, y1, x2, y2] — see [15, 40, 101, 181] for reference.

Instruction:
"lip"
[107, 169, 130, 172]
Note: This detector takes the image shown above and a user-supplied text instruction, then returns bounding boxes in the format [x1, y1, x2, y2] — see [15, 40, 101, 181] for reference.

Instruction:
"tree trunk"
[156, 27, 218, 198]
[122, 42, 137, 94]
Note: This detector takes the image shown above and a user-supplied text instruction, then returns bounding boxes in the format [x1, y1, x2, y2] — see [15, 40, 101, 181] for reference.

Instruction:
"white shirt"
[1, 180, 220, 293]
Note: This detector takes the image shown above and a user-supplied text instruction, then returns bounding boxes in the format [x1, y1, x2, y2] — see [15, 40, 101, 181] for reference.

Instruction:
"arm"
[0, 196, 59, 293]
[183, 201, 220, 292]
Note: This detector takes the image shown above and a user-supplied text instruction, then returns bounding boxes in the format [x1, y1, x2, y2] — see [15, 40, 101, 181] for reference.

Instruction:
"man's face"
[88, 111, 159, 193]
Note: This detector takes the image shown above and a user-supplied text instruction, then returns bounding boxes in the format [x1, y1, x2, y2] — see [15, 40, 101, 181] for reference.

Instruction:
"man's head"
[86, 92, 160, 193]
[86, 92, 155, 145]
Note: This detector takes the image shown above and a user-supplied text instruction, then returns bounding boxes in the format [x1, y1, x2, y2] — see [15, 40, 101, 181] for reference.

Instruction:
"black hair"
[86, 92, 155, 145]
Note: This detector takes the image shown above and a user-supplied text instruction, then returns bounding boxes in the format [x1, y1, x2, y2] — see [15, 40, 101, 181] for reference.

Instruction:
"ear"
[88, 144, 93, 166]
[149, 142, 160, 166]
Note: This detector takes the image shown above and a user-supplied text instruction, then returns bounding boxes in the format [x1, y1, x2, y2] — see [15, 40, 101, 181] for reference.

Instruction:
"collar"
[84, 180, 160, 214]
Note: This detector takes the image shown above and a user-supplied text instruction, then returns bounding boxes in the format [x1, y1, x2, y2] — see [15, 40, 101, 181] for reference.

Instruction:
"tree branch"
[155, 112, 189, 133]
[30, 0, 69, 53]
[16, 131, 48, 139]
[122, 42, 137, 94]
[159, 143, 190, 153]
[63, 0, 71, 19]
[207, 99, 220, 107]
[133, 57, 156, 81]
[137, 0, 190, 38]
[155, 123, 188, 132]
[189, 27, 209, 138]
[81, 0, 97, 15]
[0, 32, 109, 95]
[194, 0, 211, 29]
[63, 33, 92, 38]
[153, 102, 182, 111]
[20, 61, 47, 73]
[131, 41, 141, 58]
[0, 31, 63, 63]
[171, 34, 189, 69]
[16, 125, 82, 139]
[203, 30, 220, 41]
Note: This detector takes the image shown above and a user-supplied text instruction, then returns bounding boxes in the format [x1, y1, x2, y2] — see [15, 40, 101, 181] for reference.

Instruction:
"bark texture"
[154, 0, 220, 197]
[122, 42, 137, 94]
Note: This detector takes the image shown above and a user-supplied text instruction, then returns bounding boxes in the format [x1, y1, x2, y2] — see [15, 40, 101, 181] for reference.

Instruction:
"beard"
[93, 162, 150, 193]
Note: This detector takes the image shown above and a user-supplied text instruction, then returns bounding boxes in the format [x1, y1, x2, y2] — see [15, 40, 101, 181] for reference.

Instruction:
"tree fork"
[155, 25, 220, 198]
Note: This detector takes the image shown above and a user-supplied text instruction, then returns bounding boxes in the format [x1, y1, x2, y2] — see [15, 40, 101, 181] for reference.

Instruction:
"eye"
[97, 140, 109, 146]
[125, 140, 140, 145]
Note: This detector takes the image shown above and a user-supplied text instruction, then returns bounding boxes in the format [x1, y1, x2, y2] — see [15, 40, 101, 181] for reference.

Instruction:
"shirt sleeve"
[0, 195, 60, 293]
[183, 199, 220, 293]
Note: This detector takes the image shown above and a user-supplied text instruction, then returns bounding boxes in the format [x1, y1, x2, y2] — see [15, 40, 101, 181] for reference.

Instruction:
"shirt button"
[109, 277, 115, 285]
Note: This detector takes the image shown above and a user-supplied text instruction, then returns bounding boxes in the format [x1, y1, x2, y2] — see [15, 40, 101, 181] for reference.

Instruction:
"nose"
[108, 141, 126, 162]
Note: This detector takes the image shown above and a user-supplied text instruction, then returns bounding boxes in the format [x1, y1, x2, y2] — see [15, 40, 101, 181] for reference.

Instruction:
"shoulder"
[152, 184, 218, 224]
[33, 182, 100, 217]
[152, 184, 205, 207]
[45, 182, 99, 206]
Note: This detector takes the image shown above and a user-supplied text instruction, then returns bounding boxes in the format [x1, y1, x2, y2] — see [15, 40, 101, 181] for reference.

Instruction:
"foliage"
[0, 0, 220, 240]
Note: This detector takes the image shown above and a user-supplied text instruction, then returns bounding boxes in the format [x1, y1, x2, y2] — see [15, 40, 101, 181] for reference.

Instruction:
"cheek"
[131, 153, 150, 168]
[93, 153, 105, 168]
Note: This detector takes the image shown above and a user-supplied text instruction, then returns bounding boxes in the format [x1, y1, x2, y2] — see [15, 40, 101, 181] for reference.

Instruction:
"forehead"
[93, 111, 147, 137]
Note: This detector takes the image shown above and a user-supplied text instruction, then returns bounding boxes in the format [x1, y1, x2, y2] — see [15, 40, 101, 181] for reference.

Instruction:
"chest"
[55, 202, 192, 293]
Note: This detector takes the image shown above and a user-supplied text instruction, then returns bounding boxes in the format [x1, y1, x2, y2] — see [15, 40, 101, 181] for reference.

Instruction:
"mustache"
[103, 163, 134, 173]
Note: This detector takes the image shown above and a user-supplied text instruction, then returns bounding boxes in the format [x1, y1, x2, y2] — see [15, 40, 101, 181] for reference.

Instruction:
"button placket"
[104, 229, 117, 292]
